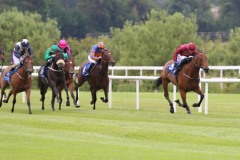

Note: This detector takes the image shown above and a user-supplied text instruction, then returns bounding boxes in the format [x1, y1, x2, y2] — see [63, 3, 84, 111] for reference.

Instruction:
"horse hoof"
[3, 100, 7, 103]
[170, 109, 174, 114]
[90, 101, 94, 105]
[100, 97, 104, 102]
[175, 99, 180, 103]
[187, 111, 191, 114]
[66, 102, 70, 106]
[75, 105, 80, 108]
[192, 103, 199, 107]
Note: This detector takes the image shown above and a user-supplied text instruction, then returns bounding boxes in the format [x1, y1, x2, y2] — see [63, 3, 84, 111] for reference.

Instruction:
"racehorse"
[0, 55, 33, 114]
[38, 51, 70, 111]
[155, 52, 209, 114]
[63, 57, 77, 107]
[75, 50, 115, 110]
[0, 49, 5, 72]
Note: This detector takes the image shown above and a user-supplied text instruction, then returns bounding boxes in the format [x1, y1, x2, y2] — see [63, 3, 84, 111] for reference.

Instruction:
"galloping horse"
[155, 52, 209, 114]
[63, 57, 77, 107]
[75, 50, 115, 109]
[38, 51, 70, 111]
[0, 55, 33, 114]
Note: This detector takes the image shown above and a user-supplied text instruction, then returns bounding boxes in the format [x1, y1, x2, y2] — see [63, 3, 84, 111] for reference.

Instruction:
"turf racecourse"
[0, 90, 239, 160]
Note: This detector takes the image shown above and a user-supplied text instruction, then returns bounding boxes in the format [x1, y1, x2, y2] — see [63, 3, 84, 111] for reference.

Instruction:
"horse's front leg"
[26, 89, 32, 114]
[69, 83, 77, 106]
[100, 84, 108, 103]
[63, 83, 70, 107]
[11, 93, 17, 113]
[179, 90, 191, 114]
[90, 88, 97, 110]
[50, 82, 61, 103]
[162, 81, 174, 113]
[59, 89, 62, 110]
[193, 87, 204, 107]
[51, 91, 56, 111]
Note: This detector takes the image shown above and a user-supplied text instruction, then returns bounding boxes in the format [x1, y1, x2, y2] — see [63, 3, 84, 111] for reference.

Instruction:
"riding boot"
[85, 63, 95, 77]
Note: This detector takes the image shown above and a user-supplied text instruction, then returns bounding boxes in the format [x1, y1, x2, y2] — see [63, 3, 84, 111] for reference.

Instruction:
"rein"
[48, 61, 64, 72]
[182, 54, 201, 80]
[48, 67, 63, 72]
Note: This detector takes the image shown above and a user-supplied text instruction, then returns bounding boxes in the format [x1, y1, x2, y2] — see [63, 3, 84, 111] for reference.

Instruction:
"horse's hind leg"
[162, 81, 174, 113]
[3, 89, 13, 103]
[193, 87, 204, 107]
[179, 90, 191, 114]
[26, 89, 32, 114]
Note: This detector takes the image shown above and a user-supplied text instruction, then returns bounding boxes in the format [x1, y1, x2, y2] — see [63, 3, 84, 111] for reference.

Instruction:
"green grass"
[0, 90, 239, 160]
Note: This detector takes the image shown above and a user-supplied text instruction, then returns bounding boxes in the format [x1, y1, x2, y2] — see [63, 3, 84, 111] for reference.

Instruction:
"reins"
[182, 54, 202, 80]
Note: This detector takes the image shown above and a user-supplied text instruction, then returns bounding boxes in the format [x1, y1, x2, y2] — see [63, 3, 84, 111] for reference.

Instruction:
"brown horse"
[0, 55, 33, 114]
[155, 52, 209, 114]
[38, 52, 70, 111]
[75, 50, 115, 109]
[63, 57, 77, 107]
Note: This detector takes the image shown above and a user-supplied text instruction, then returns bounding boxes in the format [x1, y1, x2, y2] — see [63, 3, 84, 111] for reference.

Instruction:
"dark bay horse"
[155, 52, 209, 114]
[63, 57, 77, 107]
[38, 52, 70, 111]
[0, 55, 33, 114]
[75, 50, 115, 109]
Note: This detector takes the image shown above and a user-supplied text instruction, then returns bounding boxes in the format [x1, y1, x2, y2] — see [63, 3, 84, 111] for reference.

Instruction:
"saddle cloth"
[82, 62, 91, 77]
[166, 62, 180, 77]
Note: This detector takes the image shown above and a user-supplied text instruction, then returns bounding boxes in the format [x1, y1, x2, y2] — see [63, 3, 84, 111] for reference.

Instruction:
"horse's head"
[64, 58, 75, 77]
[22, 55, 33, 75]
[52, 51, 65, 71]
[102, 51, 115, 66]
[193, 52, 209, 73]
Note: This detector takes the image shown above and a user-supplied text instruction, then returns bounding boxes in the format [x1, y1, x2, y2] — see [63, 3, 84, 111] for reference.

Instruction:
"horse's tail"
[155, 77, 162, 90]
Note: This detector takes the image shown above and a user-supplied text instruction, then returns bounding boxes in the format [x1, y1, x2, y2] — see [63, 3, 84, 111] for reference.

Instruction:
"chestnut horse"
[0, 55, 33, 114]
[38, 52, 70, 111]
[155, 52, 209, 114]
[63, 57, 77, 107]
[75, 50, 115, 109]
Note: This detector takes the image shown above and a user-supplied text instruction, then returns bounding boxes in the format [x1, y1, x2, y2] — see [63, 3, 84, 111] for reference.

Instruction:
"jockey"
[58, 39, 71, 58]
[173, 42, 198, 72]
[85, 42, 105, 77]
[10, 39, 33, 71]
[40, 45, 68, 77]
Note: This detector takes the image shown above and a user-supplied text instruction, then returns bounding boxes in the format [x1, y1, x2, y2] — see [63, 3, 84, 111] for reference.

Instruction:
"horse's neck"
[17, 66, 27, 77]
[183, 60, 200, 77]
[99, 61, 109, 74]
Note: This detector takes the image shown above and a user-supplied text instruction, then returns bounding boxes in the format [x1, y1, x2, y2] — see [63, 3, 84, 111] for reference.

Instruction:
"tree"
[110, 9, 200, 66]
[0, 8, 61, 65]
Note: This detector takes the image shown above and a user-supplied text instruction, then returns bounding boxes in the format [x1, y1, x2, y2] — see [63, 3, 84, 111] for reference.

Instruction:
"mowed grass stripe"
[0, 90, 239, 160]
